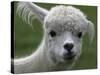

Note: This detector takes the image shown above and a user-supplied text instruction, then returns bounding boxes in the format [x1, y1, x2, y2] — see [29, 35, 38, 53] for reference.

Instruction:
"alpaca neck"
[27, 39, 55, 71]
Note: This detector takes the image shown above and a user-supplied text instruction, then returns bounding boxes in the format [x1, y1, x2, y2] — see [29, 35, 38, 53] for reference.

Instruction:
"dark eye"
[77, 32, 82, 38]
[49, 30, 56, 37]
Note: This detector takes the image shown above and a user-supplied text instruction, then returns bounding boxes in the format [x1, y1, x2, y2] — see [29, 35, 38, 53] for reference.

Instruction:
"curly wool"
[44, 5, 88, 35]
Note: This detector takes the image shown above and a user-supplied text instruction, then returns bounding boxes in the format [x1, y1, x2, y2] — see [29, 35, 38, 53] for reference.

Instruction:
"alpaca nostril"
[64, 43, 74, 52]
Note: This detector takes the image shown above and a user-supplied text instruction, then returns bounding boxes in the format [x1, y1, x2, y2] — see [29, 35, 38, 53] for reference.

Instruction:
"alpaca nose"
[64, 43, 74, 52]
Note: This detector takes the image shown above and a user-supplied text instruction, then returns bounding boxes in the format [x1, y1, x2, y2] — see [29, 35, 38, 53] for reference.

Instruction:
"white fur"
[13, 2, 94, 74]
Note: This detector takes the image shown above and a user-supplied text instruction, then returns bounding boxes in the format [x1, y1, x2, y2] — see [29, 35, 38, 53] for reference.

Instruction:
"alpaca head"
[43, 6, 94, 63]
[17, 2, 94, 63]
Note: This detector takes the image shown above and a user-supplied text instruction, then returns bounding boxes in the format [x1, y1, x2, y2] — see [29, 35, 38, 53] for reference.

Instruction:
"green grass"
[14, 2, 97, 70]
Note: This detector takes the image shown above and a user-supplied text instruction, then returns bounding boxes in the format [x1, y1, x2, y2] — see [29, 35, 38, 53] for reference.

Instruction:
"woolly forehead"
[44, 6, 88, 34]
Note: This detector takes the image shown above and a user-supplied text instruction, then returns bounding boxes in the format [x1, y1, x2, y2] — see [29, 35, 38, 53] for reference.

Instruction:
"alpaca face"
[43, 6, 89, 63]
[44, 20, 83, 63]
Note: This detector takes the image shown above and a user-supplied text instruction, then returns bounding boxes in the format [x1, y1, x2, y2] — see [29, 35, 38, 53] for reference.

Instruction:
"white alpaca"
[12, 2, 94, 74]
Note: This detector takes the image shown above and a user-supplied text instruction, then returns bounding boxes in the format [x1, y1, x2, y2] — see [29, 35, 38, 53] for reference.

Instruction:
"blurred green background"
[14, 2, 97, 70]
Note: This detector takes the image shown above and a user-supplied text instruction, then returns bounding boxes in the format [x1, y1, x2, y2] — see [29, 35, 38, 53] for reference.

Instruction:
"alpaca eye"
[77, 32, 82, 38]
[49, 30, 56, 37]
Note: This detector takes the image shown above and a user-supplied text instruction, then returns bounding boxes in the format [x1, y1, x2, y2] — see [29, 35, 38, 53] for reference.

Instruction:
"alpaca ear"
[17, 2, 49, 24]
[87, 20, 95, 43]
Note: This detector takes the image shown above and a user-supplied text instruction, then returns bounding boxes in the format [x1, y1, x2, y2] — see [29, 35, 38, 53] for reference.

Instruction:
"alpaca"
[13, 2, 94, 74]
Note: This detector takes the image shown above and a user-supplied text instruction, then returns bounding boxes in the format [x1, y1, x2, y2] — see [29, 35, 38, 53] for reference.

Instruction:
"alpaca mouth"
[63, 53, 76, 60]
[66, 55, 75, 60]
